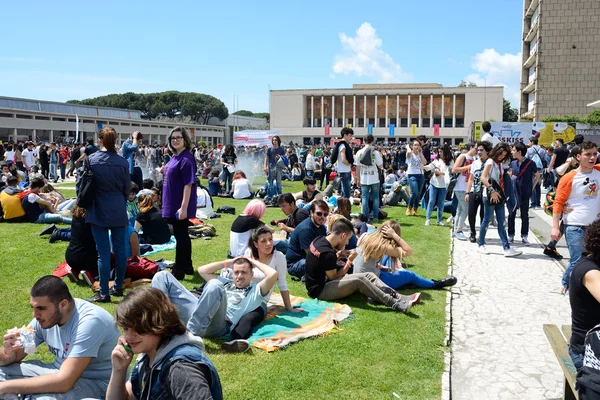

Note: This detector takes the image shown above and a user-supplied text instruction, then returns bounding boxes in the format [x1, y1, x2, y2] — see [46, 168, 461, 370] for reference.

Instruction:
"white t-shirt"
[429, 158, 454, 188]
[4, 151, 15, 162]
[355, 146, 383, 185]
[384, 173, 398, 185]
[239, 249, 289, 299]
[22, 149, 36, 168]
[481, 132, 501, 147]
[217, 277, 266, 329]
[29, 299, 120, 380]
[232, 178, 252, 199]
[562, 169, 600, 226]
[483, 158, 502, 197]
[336, 143, 352, 173]
[305, 153, 315, 170]
[454, 155, 474, 192]
[406, 153, 423, 175]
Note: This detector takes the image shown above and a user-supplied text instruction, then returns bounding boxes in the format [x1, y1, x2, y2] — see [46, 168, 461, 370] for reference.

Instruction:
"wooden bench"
[543, 324, 578, 400]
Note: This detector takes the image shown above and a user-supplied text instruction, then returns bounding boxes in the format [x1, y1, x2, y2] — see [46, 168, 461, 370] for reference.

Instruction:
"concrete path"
[450, 215, 571, 399]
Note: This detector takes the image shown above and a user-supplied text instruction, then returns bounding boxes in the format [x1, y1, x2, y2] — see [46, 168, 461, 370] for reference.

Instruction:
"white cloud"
[464, 48, 522, 107]
[332, 22, 413, 83]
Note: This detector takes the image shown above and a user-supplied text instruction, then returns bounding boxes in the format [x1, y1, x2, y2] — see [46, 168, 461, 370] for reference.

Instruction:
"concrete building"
[0, 96, 226, 145]
[519, 0, 600, 120]
[208, 114, 268, 144]
[270, 84, 503, 145]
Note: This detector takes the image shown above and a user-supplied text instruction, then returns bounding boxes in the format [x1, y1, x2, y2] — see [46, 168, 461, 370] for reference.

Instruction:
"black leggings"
[167, 218, 192, 273]
[468, 193, 485, 237]
[231, 306, 265, 340]
[320, 169, 331, 190]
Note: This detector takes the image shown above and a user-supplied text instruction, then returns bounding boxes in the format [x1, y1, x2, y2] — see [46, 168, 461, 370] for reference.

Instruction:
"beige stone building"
[519, 0, 600, 120]
[270, 84, 503, 145]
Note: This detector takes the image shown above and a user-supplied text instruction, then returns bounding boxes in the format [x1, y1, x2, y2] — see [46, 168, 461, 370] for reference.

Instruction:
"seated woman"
[208, 168, 221, 196]
[65, 206, 98, 283]
[291, 163, 302, 181]
[229, 199, 268, 257]
[135, 194, 171, 244]
[231, 170, 254, 200]
[107, 286, 223, 400]
[40, 183, 76, 213]
[349, 220, 457, 290]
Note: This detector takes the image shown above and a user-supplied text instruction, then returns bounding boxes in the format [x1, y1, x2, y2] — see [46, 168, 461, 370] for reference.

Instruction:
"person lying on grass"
[304, 218, 421, 313]
[107, 287, 223, 400]
[152, 256, 277, 353]
[348, 220, 457, 290]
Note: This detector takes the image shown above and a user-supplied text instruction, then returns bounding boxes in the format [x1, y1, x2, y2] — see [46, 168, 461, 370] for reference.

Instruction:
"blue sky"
[1, 0, 525, 113]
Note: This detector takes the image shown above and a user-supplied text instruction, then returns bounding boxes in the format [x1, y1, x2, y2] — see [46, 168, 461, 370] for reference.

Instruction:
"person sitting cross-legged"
[304, 218, 421, 313]
[0, 276, 120, 399]
[151, 257, 278, 353]
[21, 177, 72, 225]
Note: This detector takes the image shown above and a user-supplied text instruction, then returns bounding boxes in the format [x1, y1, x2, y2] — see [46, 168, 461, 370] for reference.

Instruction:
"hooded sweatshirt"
[130, 332, 222, 400]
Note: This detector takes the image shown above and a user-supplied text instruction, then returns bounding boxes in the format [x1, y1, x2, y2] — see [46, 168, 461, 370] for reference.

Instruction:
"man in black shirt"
[547, 138, 569, 178]
[304, 218, 420, 313]
[569, 219, 600, 372]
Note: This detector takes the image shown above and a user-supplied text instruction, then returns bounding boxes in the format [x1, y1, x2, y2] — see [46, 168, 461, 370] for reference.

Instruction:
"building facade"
[519, 0, 600, 120]
[270, 84, 503, 145]
[0, 96, 226, 145]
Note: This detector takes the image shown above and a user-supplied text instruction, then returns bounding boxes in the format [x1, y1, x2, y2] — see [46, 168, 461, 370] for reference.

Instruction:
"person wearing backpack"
[332, 128, 355, 198]
[526, 137, 547, 209]
[355, 135, 383, 223]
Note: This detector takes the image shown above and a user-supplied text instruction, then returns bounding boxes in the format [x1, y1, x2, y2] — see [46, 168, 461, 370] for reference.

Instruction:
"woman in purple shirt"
[162, 127, 197, 280]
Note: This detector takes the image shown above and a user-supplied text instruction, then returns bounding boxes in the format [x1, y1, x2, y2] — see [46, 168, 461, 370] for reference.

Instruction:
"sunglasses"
[315, 211, 329, 217]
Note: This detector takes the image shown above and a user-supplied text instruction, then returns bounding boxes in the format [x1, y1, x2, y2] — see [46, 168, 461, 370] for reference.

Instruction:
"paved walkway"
[450, 215, 571, 399]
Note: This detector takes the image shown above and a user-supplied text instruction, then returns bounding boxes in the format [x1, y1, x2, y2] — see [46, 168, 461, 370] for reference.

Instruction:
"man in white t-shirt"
[480, 121, 501, 148]
[0, 276, 120, 398]
[152, 257, 278, 352]
[551, 141, 600, 291]
[336, 127, 355, 198]
[21, 141, 36, 173]
[355, 134, 383, 222]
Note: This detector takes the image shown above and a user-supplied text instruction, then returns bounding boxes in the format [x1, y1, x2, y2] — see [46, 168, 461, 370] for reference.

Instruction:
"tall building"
[519, 0, 600, 120]
[270, 84, 503, 145]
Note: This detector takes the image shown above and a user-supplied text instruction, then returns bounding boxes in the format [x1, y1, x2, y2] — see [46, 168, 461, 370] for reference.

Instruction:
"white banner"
[490, 122, 533, 143]
[233, 130, 279, 147]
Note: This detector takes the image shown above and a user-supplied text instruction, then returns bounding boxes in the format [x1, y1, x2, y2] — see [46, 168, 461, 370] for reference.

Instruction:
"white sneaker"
[437, 221, 446, 227]
[504, 247, 523, 257]
[446, 216, 454, 224]
[425, 220, 431, 226]
[478, 245, 489, 254]
[522, 237, 530, 246]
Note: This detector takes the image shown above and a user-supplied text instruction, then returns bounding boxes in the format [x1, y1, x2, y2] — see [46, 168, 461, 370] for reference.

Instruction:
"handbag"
[126, 256, 158, 280]
[76, 157, 96, 209]
[447, 157, 467, 194]
[488, 162, 506, 204]
[543, 170, 556, 188]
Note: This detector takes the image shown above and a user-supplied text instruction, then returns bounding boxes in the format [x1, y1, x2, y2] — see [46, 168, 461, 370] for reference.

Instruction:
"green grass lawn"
[2, 180, 451, 399]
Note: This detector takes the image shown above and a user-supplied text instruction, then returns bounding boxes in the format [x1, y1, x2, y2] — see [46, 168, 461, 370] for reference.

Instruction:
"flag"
[324, 124, 330, 136]
[389, 124, 395, 137]
[411, 124, 417, 136]
[368, 124, 373, 135]
[75, 114, 79, 143]
[434, 124, 440, 137]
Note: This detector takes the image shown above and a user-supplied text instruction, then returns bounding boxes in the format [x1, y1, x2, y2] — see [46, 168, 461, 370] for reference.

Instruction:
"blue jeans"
[57, 199, 76, 212]
[287, 258, 306, 278]
[454, 190, 468, 232]
[408, 174, 425, 208]
[152, 271, 230, 338]
[339, 172, 351, 198]
[222, 168, 233, 193]
[274, 239, 288, 254]
[59, 164, 66, 180]
[530, 181, 542, 207]
[267, 167, 282, 199]
[508, 196, 530, 237]
[478, 197, 510, 249]
[562, 225, 587, 289]
[306, 169, 314, 177]
[569, 347, 583, 372]
[49, 163, 58, 182]
[91, 225, 126, 296]
[361, 182, 380, 220]
[426, 185, 447, 223]
[379, 270, 434, 289]
[36, 212, 72, 225]
[0, 359, 108, 399]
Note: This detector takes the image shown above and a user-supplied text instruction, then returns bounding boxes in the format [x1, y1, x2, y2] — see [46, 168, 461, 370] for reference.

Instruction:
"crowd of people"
[2, 120, 600, 399]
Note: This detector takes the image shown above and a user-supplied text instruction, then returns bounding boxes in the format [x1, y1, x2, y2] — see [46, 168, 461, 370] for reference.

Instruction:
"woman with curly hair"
[349, 220, 457, 290]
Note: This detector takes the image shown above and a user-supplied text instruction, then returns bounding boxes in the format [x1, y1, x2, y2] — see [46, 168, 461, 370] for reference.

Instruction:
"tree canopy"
[503, 99, 519, 122]
[68, 91, 229, 124]
[232, 110, 270, 122]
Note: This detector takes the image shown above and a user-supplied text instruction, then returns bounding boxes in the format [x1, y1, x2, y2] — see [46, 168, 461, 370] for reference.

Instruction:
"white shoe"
[504, 247, 523, 257]
[425, 220, 431, 226]
[478, 245, 489, 254]
[437, 221, 446, 227]
[446, 216, 454, 224]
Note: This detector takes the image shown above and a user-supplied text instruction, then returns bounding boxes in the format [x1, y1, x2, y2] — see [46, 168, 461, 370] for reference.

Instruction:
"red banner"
[324, 124, 330, 136]
[434, 124, 440, 137]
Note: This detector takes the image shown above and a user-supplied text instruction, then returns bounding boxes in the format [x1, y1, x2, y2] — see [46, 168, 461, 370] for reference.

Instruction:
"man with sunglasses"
[286, 200, 329, 279]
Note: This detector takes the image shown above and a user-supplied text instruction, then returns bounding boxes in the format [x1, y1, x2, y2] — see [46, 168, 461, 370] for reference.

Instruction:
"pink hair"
[243, 199, 266, 219]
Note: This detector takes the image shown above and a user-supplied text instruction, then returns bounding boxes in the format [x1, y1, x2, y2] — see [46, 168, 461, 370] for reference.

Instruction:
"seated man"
[305, 218, 420, 313]
[0, 275, 120, 398]
[152, 257, 277, 353]
[294, 176, 323, 208]
[382, 181, 410, 207]
[286, 200, 329, 279]
[0, 176, 27, 223]
[21, 177, 72, 225]
[273, 193, 309, 254]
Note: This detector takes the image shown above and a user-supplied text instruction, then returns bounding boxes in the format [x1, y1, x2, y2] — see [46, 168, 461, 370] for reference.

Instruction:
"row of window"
[305, 117, 465, 129]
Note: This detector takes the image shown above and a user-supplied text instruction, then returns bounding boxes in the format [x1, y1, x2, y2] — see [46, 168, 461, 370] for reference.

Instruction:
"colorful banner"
[389, 124, 395, 137]
[411, 124, 417, 136]
[324, 123, 330, 136]
[434, 124, 440, 137]
[474, 122, 482, 141]
[476, 122, 578, 145]
[368, 124, 373, 135]
[233, 130, 279, 147]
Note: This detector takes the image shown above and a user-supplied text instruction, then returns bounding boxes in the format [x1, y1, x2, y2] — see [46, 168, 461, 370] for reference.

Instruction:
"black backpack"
[331, 141, 354, 166]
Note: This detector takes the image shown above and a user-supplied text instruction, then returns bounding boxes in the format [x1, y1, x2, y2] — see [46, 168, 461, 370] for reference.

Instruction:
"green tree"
[503, 99, 519, 122]
[458, 80, 478, 87]
[232, 110, 254, 117]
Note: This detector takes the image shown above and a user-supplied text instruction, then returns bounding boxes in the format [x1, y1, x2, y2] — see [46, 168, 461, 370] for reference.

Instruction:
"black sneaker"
[433, 276, 458, 289]
[109, 286, 124, 297]
[39, 224, 56, 236]
[49, 229, 62, 244]
[184, 266, 195, 276]
[469, 234, 476, 243]
[86, 293, 111, 303]
[544, 246, 564, 260]
[221, 339, 251, 353]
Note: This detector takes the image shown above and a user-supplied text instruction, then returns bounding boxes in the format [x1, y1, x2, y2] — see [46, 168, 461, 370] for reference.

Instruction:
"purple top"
[162, 150, 197, 219]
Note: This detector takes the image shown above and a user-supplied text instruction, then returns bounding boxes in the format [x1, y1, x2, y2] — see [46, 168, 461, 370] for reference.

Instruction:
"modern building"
[208, 114, 268, 144]
[0, 96, 226, 145]
[519, 0, 600, 120]
[270, 84, 503, 145]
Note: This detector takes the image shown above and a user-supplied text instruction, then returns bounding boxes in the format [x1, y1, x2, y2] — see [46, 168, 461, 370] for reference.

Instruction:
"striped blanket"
[248, 293, 353, 352]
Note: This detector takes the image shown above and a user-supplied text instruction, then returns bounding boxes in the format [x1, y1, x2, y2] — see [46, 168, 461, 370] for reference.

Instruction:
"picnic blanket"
[142, 236, 177, 256]
[248, 293, 352, 352]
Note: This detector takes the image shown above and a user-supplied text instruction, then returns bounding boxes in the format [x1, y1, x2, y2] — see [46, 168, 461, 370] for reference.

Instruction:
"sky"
[1, 0, 525, 113]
